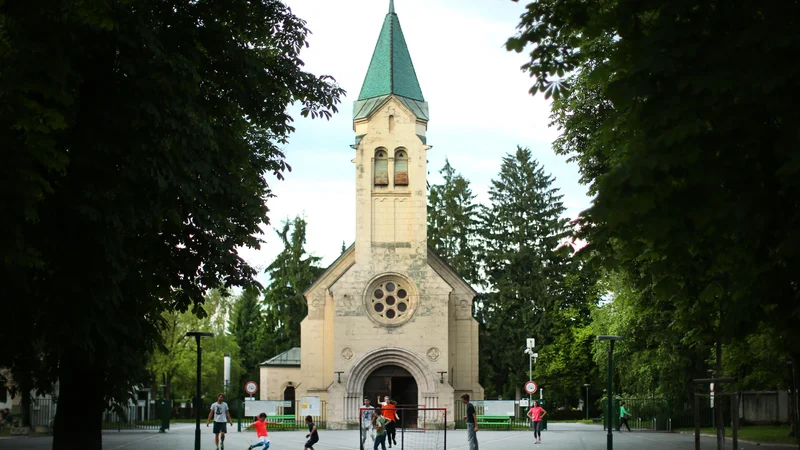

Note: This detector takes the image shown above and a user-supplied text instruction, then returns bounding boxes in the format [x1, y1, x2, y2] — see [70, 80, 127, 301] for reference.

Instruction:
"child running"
[527, 400, 547, 444]
[372, 407, 388, 450]
[248, 413, 270, 450]
[304, 415, 319, 450]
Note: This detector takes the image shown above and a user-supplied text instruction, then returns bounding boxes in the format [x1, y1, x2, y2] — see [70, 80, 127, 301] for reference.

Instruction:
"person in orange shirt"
[248, 413, 270, 450]
[382, 399, 399, 448]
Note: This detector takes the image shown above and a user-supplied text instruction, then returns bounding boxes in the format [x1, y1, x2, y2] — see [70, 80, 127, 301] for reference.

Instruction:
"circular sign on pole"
[525, 381, 538, 394]
[245, 381, 258, 395]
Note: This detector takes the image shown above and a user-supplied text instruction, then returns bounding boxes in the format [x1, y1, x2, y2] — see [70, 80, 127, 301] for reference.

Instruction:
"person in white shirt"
[206, 393, 233, 450]
[361, 398, 375, 450]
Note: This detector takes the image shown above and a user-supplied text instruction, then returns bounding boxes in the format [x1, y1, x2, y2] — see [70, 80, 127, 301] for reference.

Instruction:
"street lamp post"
[584, 384, 591, 421]
[525, 338, 536, 409]
[597, 335, 623, 450]
[187, 331, 214, 450]
[790, 360, 799, 443]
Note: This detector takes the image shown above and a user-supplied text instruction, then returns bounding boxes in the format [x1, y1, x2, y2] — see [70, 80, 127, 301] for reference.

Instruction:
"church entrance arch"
[343, 347, 438, 424]
[364, 365, 419, 426]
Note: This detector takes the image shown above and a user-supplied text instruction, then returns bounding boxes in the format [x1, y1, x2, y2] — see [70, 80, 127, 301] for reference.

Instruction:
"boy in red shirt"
[527, 401, 547, 444]
[248, 413, 270, 449]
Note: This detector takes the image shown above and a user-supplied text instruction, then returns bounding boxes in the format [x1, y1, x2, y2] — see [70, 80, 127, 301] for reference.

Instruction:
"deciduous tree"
[508, 0, 800, 423]
[1, 1, 343, 448]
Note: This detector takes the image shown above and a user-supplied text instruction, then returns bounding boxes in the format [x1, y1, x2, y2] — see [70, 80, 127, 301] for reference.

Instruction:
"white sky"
[237, 0, 593, 287]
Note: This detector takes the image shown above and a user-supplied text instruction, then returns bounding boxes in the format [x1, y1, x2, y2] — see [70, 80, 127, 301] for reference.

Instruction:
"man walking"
[206, 393, 233, 450]
[461, 394, 478, 450]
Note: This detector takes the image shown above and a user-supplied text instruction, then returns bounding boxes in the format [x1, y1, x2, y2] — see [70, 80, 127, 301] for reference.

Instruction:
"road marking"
[108, 433, 160, 449]
[280, 437, 353, 450]
[448, 432, 530, 449]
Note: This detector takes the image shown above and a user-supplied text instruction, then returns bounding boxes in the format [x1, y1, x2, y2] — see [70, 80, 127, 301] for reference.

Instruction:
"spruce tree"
[478, 147, 571, 397]
[427, 159, 480, 285]
[262, 216, 323, 355]
[229, 288, 267, 389]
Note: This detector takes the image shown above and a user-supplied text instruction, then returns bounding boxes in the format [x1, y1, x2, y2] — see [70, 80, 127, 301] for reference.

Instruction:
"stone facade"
[258, 3, 483, 428]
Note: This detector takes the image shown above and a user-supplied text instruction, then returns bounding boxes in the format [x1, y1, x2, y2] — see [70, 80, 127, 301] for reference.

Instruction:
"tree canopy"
[508, 0, 800, 370]
[1, 1, 343, 448]
[428, 159, 481, 286]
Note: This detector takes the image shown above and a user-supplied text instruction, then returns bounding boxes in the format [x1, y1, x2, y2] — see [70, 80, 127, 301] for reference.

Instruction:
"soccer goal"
[359, 406, 447, 450]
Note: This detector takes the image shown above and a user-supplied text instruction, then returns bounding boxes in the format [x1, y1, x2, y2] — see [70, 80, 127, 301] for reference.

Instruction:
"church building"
[259, 1, 484, 428]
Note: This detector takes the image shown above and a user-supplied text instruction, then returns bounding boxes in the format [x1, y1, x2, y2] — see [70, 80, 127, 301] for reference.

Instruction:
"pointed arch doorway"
[364, 365, 419, 427]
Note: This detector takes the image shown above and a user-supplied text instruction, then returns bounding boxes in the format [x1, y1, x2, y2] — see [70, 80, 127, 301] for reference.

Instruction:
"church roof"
[355, 0, 427, 121]
[260, 347, 301, 367]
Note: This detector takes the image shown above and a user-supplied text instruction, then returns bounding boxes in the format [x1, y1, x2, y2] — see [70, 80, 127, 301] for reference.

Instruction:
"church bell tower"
[351, 0, 430, 268]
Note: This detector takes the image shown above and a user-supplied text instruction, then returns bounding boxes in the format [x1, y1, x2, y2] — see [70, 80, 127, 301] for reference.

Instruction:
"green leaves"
[1, 1, 344, 445]
[512, 0, 800, 400]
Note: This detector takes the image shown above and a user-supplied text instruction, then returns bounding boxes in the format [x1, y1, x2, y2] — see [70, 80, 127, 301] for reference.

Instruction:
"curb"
[677, 431, 799, 447]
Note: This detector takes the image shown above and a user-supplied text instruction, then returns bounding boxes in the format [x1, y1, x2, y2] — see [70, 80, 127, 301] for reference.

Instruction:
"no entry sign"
[245, 381, 258, 395]
[525, 381, 538, 394]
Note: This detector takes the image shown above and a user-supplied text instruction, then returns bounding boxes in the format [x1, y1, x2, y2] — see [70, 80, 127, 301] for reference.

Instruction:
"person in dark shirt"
[461, 394, 478, 450]
[304, 415, 319, 450]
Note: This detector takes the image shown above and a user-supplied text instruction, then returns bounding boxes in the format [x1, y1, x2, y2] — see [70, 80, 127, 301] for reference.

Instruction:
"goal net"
[359, 407, 447, 450]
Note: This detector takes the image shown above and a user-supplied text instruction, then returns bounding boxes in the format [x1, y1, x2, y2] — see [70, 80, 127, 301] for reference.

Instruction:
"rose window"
[366, 278, 415, 326]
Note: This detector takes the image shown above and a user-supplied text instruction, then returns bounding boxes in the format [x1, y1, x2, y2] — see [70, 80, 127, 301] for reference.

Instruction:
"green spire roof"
[358, 1, 424, 102]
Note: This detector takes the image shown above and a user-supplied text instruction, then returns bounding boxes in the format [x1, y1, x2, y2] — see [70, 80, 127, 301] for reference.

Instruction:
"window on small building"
[394, 149, 408, 185]
[375, 149, 389, 185]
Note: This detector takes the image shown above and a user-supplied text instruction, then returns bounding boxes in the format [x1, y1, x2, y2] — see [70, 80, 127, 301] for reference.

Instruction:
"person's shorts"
[257, 436, 270, 447]
[304, 437, 319, 448]
[213, 422, 228, 434]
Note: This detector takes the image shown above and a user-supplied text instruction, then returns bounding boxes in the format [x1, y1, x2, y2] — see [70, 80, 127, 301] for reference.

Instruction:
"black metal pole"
[793, 361, 799, 446]
[607, 340, 614, 450]
[586, 386, 590, 421]
[195, 336, 202, 450]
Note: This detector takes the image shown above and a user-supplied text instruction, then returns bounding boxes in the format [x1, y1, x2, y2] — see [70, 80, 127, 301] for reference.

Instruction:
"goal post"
[359, 406, 447, 450]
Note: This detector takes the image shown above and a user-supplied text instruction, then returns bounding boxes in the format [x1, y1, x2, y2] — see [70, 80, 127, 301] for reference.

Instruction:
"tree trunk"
[53, 356, 105, 450]
[18, 375, 33, 428]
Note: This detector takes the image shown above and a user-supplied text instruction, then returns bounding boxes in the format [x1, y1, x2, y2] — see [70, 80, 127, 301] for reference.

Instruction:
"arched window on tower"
[374, 149, 389, 186]
[394, 149, 408, 186]
[389, 115, 395, 133]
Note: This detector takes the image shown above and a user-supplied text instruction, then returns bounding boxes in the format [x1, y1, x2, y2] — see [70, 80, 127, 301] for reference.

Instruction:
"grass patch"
[676, 425, 798, 445]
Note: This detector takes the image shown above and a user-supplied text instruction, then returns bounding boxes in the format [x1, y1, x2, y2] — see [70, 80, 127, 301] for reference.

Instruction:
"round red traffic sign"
[524, 381, 538, 394]
[245, 381, 258, 395]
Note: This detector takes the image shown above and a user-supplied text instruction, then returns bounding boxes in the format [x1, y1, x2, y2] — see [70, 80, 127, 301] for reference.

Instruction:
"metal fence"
[453, 400, 540, 430]
[27, 397, 165, 431]
[29, 397, 56, 428]
[600, 397, 721, 432]
[239, 399, 328, 430]
[102, 402, 163, 431]
[449, 397, 722, 432]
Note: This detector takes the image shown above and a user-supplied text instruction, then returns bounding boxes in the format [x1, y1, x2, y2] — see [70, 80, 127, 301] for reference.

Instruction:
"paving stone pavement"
[0, 423, 793, 450]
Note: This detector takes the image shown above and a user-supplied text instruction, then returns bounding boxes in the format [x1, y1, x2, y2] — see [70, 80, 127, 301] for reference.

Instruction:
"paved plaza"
[0, 423, 791, 450]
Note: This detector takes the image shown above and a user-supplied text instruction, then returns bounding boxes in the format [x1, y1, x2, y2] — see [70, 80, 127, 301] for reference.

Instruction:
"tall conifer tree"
[427, 159, 480, 285]
[478, 147, 571, 397]
[229, 288, 267, 389]
[262, 216, 322, 354]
